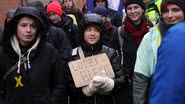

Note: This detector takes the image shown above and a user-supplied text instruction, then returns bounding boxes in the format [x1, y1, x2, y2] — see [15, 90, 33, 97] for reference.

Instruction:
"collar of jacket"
[58, 15, 73, 28]
[80, 40, 102, 56]
[3, 35, 46, 61]
[158, 18, 174, 37]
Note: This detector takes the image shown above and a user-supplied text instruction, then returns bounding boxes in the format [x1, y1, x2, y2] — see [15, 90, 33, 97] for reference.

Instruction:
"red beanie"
[46, 1, 63, 16]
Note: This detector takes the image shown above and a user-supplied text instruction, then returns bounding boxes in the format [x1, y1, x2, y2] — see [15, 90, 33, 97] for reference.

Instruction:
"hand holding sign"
[92, 76, 114, 92]
[68, 53, 115, 88]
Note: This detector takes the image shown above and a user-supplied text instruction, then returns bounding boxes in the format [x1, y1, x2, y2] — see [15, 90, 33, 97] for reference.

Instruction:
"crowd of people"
[0, 0, 185, 104]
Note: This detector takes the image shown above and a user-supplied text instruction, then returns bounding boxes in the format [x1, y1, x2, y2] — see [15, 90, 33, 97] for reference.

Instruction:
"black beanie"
[125, 0, 145, 11]
[161, 0, 185, 14]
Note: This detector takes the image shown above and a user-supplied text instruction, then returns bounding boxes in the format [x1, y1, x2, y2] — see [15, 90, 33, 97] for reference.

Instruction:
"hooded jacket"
[0, 6, 68, 104]
[25, 1, 72, 62]
[68, 40, 125, 104]
[67, 13, 125, 104]
[133, 18, 174, 104]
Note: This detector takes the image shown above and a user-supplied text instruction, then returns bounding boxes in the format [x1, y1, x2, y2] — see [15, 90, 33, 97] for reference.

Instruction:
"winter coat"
[25, 1, 72, 62]
[63, 6, 83, 25]
[102, 21, 117, 48]
[51, 15, 80, 48]
[107, 8, 122, 27]
[0, 6, 68, 104]
[149, 22, 185, 104]
[133, 25, 161, 104]
[112, 18, 153, 104]
[0, 42, 68, 104]
[123, 28, 139, 104]
[46, 26, 72, 62]
[133, 19, 174, 104]
[67, 41, 125, 104]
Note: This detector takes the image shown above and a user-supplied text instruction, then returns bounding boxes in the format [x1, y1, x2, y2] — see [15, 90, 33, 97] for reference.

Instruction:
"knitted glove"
[92, 76, 114, 92]
[82, 82, 97, 96]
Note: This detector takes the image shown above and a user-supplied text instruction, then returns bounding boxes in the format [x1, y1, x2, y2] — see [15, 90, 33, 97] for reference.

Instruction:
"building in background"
[0, 0, 51, 28]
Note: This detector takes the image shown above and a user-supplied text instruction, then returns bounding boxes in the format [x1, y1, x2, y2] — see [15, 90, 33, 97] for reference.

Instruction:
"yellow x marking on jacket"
[14, 76, 24, 88]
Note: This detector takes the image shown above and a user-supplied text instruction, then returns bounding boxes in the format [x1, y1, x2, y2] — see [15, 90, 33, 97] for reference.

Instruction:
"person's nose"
[130, 8, 136, 13]
[167, 10, 173, 18]
[26, 26, 31, 33]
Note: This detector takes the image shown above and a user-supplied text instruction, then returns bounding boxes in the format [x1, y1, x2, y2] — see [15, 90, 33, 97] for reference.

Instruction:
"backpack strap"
[77, 46, 85, 59]
[71, 46, 85, 59]
[3, 62, 18, 80]
[0, 47, 19, 80]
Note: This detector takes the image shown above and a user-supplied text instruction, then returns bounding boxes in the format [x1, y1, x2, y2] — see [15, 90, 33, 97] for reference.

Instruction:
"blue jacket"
[149, 22, 185, 104]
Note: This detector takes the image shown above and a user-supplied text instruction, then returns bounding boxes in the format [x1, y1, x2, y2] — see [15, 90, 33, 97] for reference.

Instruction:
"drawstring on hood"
[10, 35, 40, 73]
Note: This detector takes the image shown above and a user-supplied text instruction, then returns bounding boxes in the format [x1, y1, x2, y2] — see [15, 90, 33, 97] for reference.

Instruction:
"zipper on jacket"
[94, 95, 96, 104]
[91, 46, 94, 56]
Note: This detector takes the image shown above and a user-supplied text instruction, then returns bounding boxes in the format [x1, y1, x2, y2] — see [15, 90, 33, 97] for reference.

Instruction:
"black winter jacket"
[0, 42, 68, 104]
[0, 6, 68, 104]
[112, 24, 144, 104]
[107, 8, 122, 27]
[102, 21, 117, 48]
[25, 1, 72, 62]
[51, 16, 80, 48]
[67, 42, 125, 104]
[47, 26, 72, 62]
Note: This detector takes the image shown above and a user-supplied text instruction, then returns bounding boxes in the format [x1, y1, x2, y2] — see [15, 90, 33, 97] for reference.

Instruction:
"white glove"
[92, 76, 114, 92]
[82, 82, 97, 96]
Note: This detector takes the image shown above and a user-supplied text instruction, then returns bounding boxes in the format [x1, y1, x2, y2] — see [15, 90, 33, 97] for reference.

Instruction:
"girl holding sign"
[67, 13, 126, 104]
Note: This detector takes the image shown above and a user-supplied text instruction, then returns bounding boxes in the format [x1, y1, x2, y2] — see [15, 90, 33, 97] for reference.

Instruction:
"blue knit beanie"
[92, 6, 108, 17]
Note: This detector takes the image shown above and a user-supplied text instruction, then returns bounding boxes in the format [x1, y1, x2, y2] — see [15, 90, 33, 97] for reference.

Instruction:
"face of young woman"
[126, 4, 144, 24]
[16, 17, 38, 46]
[63, 0, 73, 8]
[48, 12, 62, 25]
[162, 3, 184, 24]
[84, 26, 101, 45]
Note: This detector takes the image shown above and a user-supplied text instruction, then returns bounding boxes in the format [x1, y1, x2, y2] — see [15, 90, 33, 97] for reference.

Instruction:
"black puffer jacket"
[0, 6, 68, 104]
[67, 40, 125, 104]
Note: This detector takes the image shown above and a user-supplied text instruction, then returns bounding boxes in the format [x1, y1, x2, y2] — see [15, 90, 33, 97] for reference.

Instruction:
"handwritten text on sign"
[68, 53, 115, 88]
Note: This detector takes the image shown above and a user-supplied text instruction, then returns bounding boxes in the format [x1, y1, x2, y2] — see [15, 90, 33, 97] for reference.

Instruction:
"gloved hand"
[92, 76, 114, 92]
[82, 81, 97, 96]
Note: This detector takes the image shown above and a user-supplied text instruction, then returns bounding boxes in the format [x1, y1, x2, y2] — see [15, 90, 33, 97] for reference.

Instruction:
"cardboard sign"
[68, 53, 115, 88]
